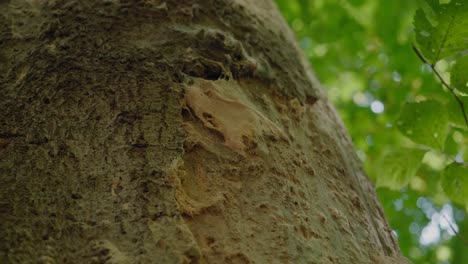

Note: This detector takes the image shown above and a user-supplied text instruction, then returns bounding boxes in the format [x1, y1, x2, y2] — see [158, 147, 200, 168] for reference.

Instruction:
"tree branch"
[412, 45, 468, 128]
[441, 214, 468, 247]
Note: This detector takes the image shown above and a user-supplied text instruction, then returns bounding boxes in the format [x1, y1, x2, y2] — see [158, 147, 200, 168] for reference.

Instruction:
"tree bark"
[0, 0, 409, 263]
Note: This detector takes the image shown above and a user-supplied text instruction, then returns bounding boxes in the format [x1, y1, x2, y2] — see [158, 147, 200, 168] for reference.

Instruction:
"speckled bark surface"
[0, 0, 409, 263]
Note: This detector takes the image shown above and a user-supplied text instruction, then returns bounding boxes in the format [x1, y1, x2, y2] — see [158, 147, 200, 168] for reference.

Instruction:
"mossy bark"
[0, 0, 409, 263]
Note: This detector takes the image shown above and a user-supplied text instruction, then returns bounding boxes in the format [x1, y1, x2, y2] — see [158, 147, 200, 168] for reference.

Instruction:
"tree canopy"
[275, 0, 468, 263]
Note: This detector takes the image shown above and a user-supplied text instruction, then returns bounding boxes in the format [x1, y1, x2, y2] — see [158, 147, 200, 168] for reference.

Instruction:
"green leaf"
[396, 100, 449, 150]
[451, 56, 468, 94]
[441, 163, 468, 206]
[447, 95, 468, 128]
[376, 148, 427, 190]
[413, 0, 468, 63]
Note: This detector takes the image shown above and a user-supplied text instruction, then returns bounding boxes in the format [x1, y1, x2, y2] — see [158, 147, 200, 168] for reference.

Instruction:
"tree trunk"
[0, 0, 409, 263]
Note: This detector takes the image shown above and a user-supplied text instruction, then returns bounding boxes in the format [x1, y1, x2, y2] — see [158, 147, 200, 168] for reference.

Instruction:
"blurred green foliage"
[275, 0, 468, 263]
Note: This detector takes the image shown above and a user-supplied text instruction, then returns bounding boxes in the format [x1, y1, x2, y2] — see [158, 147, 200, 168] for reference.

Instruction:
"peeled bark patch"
[184, 79, 287, 154]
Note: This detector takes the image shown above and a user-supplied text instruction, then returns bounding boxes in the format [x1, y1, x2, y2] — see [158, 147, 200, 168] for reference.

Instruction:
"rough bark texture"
[0, 0, 409, 263]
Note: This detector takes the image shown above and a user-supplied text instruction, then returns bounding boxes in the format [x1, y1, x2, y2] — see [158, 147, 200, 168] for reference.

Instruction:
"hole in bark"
[71, 193, 82, 199]
[185, 251, 200, 264]
[202, 112, 213, 119]
[131, 143, 148, 148]
[141, 182, 149, 193]
[202, 112, 217, 127]
[306, 95, 318, 105]
[205, 236, 216, 246]
[181, 108, 192, 120]
[204, 64, 223, 80]
[182, 59, 225, 80]
[98, 248, 110, 256]
[150, 170, 161, 177]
